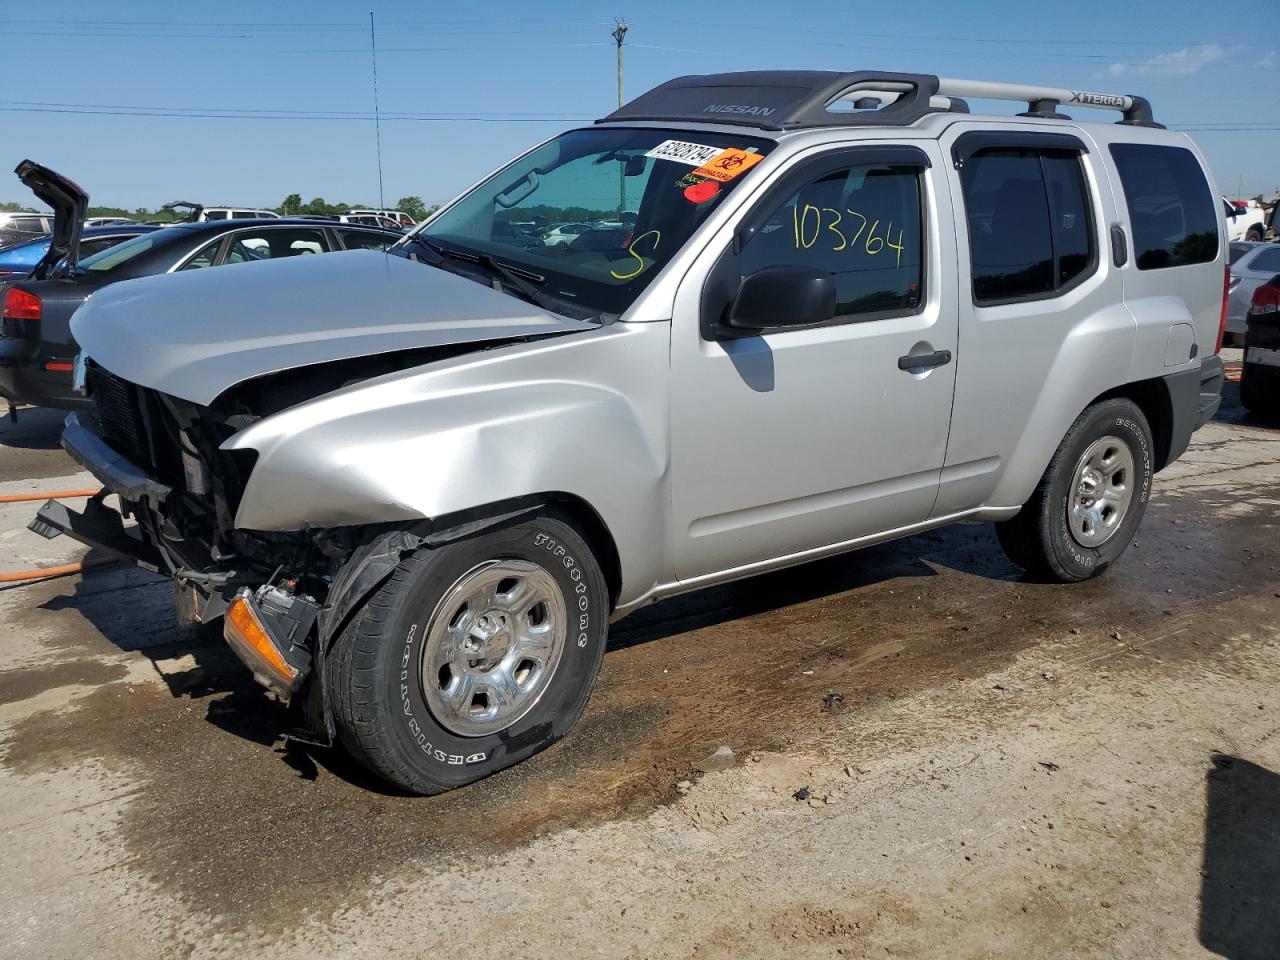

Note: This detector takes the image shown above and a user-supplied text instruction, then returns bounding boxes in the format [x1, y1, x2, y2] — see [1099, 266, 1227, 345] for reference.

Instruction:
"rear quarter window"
[1109, 143, 1218, 270]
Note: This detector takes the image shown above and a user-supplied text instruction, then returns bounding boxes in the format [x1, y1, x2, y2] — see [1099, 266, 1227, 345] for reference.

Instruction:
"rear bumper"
[0, 339, 91, 409]
[1160, 354, 1224, 469]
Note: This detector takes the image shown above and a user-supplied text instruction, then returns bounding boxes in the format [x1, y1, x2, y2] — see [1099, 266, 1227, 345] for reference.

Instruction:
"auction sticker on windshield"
[645, 140, 724, 166]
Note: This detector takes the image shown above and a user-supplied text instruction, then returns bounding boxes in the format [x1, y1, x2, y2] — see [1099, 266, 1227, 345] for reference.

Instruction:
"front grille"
[87, 364, 151, 466]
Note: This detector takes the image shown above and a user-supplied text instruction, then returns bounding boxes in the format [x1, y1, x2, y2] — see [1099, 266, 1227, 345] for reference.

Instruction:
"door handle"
[897, 349, 952, 371]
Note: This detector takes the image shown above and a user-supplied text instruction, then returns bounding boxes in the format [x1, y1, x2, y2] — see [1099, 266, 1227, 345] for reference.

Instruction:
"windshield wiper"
[472, 254, 554, 311]
[408, 236, 559, 312]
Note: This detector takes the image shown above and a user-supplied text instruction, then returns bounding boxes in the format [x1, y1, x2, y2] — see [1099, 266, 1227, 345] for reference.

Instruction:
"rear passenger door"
[935, 128, 1128, 516]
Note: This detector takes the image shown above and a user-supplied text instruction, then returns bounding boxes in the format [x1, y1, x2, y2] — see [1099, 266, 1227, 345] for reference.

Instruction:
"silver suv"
[38, 72, 1227, 794]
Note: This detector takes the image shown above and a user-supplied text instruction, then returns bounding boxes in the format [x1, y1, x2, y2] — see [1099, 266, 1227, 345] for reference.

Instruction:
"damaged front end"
[30, 358, 418, 718]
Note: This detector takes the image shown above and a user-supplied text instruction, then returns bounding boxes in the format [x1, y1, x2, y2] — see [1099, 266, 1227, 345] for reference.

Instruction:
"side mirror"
[724, 266, 837, 334]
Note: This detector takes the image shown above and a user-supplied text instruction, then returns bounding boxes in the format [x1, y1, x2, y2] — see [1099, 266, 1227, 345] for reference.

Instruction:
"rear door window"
[959, 146, 1095, 303]
[224, 227, 330, 264]
[1109, 144, 1218, 270]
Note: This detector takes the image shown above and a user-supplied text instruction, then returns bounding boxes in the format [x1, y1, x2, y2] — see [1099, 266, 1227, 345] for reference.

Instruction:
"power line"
[0, 106, 591, 122]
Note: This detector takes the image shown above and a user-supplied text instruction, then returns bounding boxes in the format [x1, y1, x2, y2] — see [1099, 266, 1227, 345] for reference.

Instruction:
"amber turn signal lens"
[226, 596, 297, 683]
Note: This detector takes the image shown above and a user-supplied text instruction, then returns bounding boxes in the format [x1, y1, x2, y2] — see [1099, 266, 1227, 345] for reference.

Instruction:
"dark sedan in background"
[0, 223, 161, 280]
[0, 217, 404, 410]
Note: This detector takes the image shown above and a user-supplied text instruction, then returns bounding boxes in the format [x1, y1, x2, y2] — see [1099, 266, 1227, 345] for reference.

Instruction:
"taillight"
[2, 287, 41, 321]
[1215, 265, 1230, 354]
[1249, 278, 1280, 317]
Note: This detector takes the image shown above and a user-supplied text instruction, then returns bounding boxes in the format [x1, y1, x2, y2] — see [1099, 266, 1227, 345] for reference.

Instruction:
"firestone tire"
[327, 512, 609, 795]
[996, 399, 1153, 583]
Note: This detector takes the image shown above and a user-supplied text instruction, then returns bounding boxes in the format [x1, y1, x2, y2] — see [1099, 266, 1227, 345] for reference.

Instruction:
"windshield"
[415, 127, 775, 316]
[77, 232, 162, 273]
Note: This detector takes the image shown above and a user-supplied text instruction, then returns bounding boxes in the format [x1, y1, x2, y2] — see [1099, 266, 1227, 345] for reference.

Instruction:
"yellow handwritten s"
[610, 229, 662, 280]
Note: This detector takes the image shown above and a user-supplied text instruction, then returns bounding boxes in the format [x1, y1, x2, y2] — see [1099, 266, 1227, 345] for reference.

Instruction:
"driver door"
[667, 143, 959, 583]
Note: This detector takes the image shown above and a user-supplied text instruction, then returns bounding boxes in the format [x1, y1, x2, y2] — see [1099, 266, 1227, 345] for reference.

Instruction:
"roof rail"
[935, 78, 1162, 128]
[598, 71, 1160, 131]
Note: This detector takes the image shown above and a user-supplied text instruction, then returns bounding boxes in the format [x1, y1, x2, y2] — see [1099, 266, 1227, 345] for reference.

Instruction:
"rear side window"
[340, 228, 395, 251]
[736, 161, 925, 319]
[1249, 246, 1280, 274]
[1109, 144, 1218, 270]
[960, 147, 1095, 303]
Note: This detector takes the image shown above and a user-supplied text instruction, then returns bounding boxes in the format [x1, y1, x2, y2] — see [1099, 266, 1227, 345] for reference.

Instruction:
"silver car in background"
[1227, 241, 1280, 343]
[36, 70, 1227, 794]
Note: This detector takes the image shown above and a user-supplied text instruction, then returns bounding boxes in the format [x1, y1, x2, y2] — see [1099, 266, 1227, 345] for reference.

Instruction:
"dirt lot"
[2, 360, 1278, 960]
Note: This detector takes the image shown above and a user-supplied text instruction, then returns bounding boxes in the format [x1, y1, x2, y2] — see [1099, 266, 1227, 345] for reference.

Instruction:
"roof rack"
[599, 71, 1161, 131]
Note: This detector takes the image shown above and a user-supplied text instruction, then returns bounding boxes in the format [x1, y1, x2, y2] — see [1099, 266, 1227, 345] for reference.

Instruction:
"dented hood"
[71, 250, 597, 406]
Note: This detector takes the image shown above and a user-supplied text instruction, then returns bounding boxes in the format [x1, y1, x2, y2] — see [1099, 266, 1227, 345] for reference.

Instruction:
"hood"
[15, 159, 88, 279]
[72, 250, 598, 406]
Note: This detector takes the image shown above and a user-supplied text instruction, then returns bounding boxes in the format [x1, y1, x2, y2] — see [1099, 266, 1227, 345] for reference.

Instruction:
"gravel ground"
[1, 356, 1278, 959]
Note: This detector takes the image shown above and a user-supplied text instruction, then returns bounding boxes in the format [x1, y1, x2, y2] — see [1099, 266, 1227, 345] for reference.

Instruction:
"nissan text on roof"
[35, 71, 1227, 793]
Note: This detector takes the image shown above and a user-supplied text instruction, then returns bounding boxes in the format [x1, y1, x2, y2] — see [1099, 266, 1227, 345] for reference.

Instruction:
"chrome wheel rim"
[1068, 435, 1135, 548]
[419, 559, 567, 738]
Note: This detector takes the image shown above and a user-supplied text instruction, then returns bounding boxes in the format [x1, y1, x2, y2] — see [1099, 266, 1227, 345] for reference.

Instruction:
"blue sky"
[3, 0, 1277, 210]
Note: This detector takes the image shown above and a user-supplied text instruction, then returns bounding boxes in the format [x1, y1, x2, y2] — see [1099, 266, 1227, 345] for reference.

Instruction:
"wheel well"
[1095, 377, 1175, 472]
[406, 492, 624, 611]
[542, 493, 624, 610]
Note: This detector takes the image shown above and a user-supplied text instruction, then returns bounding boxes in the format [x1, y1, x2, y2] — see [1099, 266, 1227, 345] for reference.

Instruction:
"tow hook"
[223, 585, 318, 703]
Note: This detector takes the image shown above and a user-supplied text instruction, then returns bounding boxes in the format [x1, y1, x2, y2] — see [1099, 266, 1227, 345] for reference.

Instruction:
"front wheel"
[327, 512, 609, 794]
[1246, 225, 1265, 243]
[996, 398, 1153, 582]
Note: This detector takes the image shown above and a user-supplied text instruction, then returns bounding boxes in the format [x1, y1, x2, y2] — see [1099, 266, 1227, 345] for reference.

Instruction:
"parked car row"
[0, 163, 406, 411]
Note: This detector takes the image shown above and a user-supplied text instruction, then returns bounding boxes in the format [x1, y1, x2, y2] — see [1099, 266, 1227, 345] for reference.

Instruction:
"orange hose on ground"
[0, 487, 113, 583]
[0, 557, 120, 584]
[0, 488, 103, 503]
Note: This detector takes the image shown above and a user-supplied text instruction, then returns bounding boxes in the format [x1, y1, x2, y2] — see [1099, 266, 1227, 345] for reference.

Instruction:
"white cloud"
[1258, 49, 1278, 69]
[1133, 44, 1225, 76]
[1107, 63, 1128, 76]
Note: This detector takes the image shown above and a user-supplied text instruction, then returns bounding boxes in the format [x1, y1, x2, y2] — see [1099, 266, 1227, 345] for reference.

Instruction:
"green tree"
[396, 196, 428, 221]
[280, 193, 303, 215]
[0, 201, 36, 213]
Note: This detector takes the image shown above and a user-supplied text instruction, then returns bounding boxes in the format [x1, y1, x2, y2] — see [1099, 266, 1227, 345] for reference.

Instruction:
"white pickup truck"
[1224, 197, 1267, 242]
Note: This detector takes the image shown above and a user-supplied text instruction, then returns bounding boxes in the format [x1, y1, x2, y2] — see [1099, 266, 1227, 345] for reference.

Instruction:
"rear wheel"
[996, 399, 1153, 582]
[327, 511, 609, 794]
[1246, 225, 1265, 243]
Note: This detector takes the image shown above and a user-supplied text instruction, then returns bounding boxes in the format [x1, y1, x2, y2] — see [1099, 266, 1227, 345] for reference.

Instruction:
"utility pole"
[612, 19, 628, 108]
[612, 19, 628, 214]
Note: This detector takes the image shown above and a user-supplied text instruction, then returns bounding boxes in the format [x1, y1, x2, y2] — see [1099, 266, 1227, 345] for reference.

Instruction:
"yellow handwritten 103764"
[692, 148, 765, 183]
[792, 205, 905, 266]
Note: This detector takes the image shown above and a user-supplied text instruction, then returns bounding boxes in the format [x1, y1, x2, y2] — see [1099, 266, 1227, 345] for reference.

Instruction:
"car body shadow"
[0, 404, 66, 450]
[37, 518, 1019, 791]
[1199, 753, 1280, 959]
